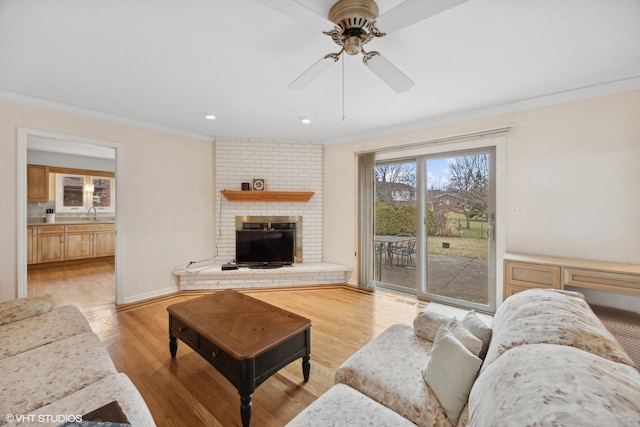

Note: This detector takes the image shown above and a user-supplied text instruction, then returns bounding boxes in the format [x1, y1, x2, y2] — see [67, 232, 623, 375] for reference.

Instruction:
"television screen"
[235, 230, 295, 266]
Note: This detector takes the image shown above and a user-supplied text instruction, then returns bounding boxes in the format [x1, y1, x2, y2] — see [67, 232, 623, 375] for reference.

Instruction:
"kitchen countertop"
[28, 218, 115, 225]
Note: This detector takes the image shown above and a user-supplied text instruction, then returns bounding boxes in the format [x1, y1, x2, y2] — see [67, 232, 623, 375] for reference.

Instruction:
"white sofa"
[287, 289, 640, 426]
[0, 296, 155, 426]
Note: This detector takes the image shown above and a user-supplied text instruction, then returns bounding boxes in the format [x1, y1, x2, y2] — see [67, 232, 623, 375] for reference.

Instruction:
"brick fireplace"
[213, 140, 323, 266]
[172, 140, 349, 290]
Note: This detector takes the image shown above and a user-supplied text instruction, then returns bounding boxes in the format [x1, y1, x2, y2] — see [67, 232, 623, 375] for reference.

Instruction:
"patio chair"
[392, 234, 415, 269]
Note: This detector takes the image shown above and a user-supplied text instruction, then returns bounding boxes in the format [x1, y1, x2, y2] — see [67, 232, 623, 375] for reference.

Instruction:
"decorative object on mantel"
[221, 190, 314, 202]
[252, 178, 265, 191]
[241, 182, 251, 191]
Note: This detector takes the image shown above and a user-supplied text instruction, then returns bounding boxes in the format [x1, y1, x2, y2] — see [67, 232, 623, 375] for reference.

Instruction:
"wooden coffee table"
[167, 290, 311, 427]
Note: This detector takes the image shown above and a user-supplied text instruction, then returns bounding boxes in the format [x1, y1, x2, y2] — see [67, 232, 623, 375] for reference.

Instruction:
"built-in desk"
[504, 252, 640, 298]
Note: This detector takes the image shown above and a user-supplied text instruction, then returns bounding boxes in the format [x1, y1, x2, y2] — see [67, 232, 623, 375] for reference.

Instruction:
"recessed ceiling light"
[299, 117, 311, 124]
[204, 113, 216, 120]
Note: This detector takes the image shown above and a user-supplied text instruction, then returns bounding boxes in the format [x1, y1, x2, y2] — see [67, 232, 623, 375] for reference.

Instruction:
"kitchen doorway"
[17, 129, 123, 310]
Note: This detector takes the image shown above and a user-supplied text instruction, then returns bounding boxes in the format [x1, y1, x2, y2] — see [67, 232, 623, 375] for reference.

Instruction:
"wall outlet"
[511, 207, 524, 215]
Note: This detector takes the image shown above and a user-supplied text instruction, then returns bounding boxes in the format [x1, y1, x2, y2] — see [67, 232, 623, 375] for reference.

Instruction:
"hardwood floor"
[26, 262, 429, 426]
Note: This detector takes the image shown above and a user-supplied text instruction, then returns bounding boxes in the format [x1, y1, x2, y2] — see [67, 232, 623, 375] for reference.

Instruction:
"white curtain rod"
[355, 124, 514, 154]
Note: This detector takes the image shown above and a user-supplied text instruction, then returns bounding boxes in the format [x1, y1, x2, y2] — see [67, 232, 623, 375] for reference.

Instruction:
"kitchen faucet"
[87, 206, 97, 221]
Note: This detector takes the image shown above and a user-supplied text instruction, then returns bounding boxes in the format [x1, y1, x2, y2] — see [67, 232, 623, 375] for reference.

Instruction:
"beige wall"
[0, 100, 215, 303]
[323, 89, 640, 308]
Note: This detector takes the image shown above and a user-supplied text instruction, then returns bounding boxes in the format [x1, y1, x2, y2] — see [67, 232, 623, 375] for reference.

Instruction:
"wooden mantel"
[221, 190, 315, 202]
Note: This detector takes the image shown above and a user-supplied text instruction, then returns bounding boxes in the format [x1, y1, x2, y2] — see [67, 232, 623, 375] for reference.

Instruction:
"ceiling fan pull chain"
[341, 54, 345, 120]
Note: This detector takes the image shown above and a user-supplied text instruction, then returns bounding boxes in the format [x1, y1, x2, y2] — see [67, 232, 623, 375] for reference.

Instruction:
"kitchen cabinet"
[27, 164, 49, 202]
[94, 227, 116, 257]
[27, 226, 37, 264]
[64, 223, 115, 260]
[37, 225, 65, 263]
[29, 223, 115, 265]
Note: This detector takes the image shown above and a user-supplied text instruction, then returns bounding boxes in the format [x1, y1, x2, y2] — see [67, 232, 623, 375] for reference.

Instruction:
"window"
[55, 174, 115, 213]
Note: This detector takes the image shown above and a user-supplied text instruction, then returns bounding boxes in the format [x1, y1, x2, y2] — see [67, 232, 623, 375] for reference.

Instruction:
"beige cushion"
[0, 305, 92, 360]
[0, 332, 117, 418]
[0, 296, 52, 326]
[414, 310, 453, 342]
[286, 384, 416, 427]
[18, 374, 156, 427]
[483, 288, 634, 369]
[447, 319, 482, 357]
[469, 343, 640, 427]
[461, 310, 492, 359]
[423, 326, 482, 426]
[335, 324, 452, 427]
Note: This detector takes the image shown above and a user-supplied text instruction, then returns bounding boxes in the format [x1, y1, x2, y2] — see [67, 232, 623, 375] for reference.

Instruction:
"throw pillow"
[447, 319, 482, 357]
[413, 310, 452, 342]
[461, 310, 492, 359]
[423, 325, 482, 425]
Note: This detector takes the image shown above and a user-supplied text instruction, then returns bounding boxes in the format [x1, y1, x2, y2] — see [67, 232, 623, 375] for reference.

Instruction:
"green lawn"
[427, 236, 488, 260]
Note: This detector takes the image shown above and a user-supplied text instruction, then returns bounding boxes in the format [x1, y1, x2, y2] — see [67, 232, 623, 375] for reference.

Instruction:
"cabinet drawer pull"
[178, 326, 187, 333]
[211, 351, 218, 358]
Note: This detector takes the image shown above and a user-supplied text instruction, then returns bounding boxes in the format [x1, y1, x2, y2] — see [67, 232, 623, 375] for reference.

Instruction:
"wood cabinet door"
[94, 230, 115, 257]
[27, 226, 37, 264]
[37, 232, 64, 263]
[27, 165, 49, 202]
[65, 231, 94, 260]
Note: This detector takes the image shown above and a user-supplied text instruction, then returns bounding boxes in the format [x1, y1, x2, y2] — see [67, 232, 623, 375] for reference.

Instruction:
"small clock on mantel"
[252, 179, 265, 191]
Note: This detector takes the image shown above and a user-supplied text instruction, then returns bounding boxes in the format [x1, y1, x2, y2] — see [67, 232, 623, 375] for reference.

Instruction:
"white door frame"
[17, 128, 124, 303]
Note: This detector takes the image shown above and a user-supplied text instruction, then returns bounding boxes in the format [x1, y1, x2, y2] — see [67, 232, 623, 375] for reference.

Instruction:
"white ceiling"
[1, 0, 639, 144]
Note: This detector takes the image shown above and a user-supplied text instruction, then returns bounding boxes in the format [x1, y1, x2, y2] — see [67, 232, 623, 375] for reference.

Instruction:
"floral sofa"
[0, 296, 155, 426]
[287, 289, 640, 426]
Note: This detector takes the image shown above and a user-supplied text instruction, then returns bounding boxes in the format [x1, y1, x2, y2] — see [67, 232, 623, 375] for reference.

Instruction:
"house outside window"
[55, 174, 115, 214]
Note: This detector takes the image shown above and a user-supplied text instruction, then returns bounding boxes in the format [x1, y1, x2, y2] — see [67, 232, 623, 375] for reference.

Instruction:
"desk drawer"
[170, 317, 198, 347]
[199, 338, 240, 376]
[564, 268, 640, 295]
[505, 261, 561, 288]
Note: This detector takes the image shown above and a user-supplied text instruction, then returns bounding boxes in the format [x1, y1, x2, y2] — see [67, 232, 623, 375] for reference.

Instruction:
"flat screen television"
[235, 229, 295, 267]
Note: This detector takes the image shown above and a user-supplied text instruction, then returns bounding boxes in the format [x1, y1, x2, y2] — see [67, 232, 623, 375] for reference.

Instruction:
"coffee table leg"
[169, 335, 178, 358]
[240, 394, 252, 427]
[302, 355, 311, 382]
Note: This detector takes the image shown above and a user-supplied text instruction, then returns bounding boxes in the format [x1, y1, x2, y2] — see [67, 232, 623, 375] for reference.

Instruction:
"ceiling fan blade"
[254, 0, 328, 23]
[378, 0, 469, 34]
[363, 52, 414, 93]
[294, 0, 333, 22]
[288, 54, 339, 90]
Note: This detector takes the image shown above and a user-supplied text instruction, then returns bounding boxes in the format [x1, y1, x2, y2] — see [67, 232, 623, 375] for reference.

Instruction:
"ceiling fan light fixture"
[344, 35, 363, 55]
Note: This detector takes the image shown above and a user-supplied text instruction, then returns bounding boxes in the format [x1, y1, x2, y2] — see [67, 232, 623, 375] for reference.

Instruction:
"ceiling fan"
[259, 0, 469, 93]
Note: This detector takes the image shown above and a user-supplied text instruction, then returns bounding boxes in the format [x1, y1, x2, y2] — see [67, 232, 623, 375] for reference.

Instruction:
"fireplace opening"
[235, 216, 302, 267]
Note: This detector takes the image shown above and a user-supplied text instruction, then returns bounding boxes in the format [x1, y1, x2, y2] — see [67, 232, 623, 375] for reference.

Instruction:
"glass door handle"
[487, 225, 494, 240]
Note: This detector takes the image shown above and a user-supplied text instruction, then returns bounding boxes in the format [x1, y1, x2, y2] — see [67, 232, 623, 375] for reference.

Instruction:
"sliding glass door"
[420, 149, 495, 312]
[374, 160, 418, 294]
[374, 148, 496, 312]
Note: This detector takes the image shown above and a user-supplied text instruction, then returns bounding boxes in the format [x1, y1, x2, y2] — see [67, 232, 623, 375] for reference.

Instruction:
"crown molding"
[0, 89, 214, 143]
[323, 75, 640, 146]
